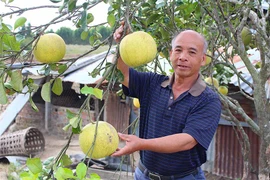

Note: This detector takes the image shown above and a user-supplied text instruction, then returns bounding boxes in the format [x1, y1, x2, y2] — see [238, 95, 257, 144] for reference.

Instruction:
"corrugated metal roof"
[22, 49, 116, 84]
[62, 53, 115, 84]
[229, 48, 261, 95]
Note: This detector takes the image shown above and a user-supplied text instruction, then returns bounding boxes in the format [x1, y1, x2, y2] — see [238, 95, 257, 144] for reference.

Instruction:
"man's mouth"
[177, 65, 189, 69]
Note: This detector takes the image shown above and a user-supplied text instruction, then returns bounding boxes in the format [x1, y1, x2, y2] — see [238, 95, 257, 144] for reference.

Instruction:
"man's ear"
[201, 54, 206, 66]
[169, 50, 172, 57]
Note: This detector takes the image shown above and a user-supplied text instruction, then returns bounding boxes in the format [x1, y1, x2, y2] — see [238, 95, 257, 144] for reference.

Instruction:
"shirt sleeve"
[122, 68, 156, 100]
[183, 93, 221, 150]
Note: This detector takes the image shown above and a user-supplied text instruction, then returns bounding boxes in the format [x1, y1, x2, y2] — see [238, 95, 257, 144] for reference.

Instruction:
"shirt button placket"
[168, 96, 173, 110]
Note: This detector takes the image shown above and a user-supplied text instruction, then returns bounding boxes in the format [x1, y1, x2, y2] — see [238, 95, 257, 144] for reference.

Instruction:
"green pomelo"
[241, 27, 252, 47]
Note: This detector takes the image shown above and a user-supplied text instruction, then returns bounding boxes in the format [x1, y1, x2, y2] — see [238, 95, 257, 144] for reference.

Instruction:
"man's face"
[170, 31, 206, 78]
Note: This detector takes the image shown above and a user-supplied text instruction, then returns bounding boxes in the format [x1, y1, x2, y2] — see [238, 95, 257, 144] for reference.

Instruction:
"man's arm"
[112, 133, 197, 157]
[117, 57, 129, 87]
[114, 22, 130, 87]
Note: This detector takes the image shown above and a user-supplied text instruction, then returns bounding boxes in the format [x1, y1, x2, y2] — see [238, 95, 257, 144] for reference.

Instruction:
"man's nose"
[179, 52, 188, 61]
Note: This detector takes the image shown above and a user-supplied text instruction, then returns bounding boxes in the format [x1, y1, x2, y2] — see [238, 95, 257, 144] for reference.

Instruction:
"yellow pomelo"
[133, 98, 140, 108]
[79, 121, 119, 159]
[119, 31, 157, 67]
[218, 86, 228, 95]
[33, 33, 66, 63]
[241, 27, 252, 47]
[205, 77, 219, 88]
[204, 50, 212, 66]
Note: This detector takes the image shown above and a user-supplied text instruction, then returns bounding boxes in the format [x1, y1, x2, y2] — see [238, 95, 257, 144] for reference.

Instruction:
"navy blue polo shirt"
[123, 68, 221, 176]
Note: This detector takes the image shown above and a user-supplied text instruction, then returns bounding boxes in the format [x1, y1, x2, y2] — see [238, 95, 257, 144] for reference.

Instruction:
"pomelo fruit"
[241, 27, 252, 47]
[218, 86, 228, 95]
[205, 51, 212, 66]
[205, 77, 219, 88]
[133, 98, 140, 108]
[33, 33, 66, 63]
[119, 31, 157, 67]
[79, 121, 119, 159]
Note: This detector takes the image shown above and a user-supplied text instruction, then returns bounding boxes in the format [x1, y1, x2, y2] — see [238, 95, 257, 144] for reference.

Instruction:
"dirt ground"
[37, 133, 82, 161]
[0, 133, 231, 180]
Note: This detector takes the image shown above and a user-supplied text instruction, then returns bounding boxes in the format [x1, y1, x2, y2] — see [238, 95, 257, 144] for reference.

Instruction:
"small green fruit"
[241, 27, 252, 47]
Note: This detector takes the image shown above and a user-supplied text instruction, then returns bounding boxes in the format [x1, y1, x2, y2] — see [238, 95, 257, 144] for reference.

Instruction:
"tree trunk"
[258, 139, 270, 180]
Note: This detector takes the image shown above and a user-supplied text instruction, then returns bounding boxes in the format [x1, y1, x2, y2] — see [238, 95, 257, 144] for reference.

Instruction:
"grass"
[64, 44, 111, 58]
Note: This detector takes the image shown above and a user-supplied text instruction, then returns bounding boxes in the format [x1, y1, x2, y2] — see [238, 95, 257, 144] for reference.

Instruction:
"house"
[0, 49, 131, 139]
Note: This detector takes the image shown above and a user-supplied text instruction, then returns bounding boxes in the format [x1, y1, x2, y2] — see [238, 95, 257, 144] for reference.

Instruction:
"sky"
[0, 0, 110, 31]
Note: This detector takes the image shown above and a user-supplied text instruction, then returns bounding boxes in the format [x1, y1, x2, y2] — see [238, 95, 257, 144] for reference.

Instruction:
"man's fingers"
[111, 148, 122, 157]
[113, 25, 124, 42]
[120, 21, 125, 26]
[118, 133, 129, 141]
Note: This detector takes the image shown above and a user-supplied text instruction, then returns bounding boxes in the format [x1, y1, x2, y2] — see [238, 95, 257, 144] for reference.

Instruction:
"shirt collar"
[161, 73, 206, 97]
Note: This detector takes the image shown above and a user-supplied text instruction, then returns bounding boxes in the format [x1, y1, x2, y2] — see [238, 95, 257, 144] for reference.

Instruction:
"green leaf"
[29, 96, 39, 112]
[70, 116, 80, 128]
[27, 81, 39, 93]
[66, 109, 76, 119]
[19, 171, 36, 180]
[76, 162, 87, 179]
[80, 86, 103, 99]
[68, 0, 77, 12]
[58, 64, 68, 74]
[87, 13, 94, 24]
[81, 9, 87, 31]
[10, 70, 23, 91]
[89, 35, 95, 46]
[62, 124, 71, 131]
[49, 63, 58, 71]
[4, 82, 12, 89]
[93, 88, 103, 100]
[26, 158, 42, 175]
[41, 82, 51, 102]
[52, 78, 63, 96]
[81, 31, 88, 40]
[107, 14, 115, 27]
[55, 167, 76, 180]
[14, 17, 27, 30]
[80, 85, 93, 95]
[2, 34, 20, 52]
[147, 14, 160, 25]
[72, 126, 81, 134]
[61, 154, 72, 167]
[0, 77, 8, 104]
[90, 173, 101, 180]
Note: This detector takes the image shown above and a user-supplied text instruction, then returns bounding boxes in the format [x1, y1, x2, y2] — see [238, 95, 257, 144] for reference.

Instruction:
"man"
[112, 23, 222, 180]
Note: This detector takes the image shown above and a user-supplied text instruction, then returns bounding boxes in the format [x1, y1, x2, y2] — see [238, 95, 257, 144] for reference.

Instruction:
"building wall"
[3, 102, 96, 138]
[3, 94, 129, 139]
[212, 85, 259, 179]
[13, 102, 45, 133]
[50, 105, 95, 138]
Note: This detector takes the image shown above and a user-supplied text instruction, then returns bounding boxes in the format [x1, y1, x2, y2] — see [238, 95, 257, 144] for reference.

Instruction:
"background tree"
[56, 27, 74, 44]
[0, 0, 269, 179]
